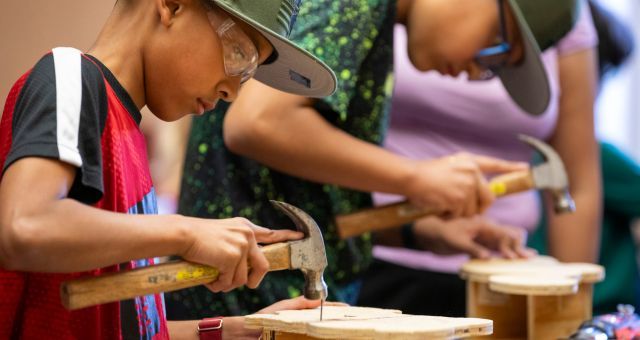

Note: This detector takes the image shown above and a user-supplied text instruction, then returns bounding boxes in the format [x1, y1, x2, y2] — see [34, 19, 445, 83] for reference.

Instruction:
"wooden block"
[462, 256, 603, 340]
[246, 306, 493, 339]
[527, 284, 594, 340]
[467, 281, 527, 339]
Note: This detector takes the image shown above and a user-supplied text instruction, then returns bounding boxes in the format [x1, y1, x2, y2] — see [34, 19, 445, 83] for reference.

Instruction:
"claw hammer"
[335, 135, 576, 239]
[61, 201, 328, 310]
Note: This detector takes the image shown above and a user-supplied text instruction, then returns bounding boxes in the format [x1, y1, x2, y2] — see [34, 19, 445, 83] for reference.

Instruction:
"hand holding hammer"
[336, 135, 576, 239]
[61, 201, 328, 310]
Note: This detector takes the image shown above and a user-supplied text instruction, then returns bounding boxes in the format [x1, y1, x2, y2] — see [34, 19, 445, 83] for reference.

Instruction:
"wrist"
[198, 317, 224, 340]
[219, 316, 260, 340]
[170, 214, 195, 258]
[397, 158, 419, 199]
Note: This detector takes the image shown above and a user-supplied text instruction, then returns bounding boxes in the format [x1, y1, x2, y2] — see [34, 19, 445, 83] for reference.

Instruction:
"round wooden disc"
[460, 256, 605, 285]
[460, 256, 559, 282]
[563, 263, 605, 283]
[489, 274, 578, 296]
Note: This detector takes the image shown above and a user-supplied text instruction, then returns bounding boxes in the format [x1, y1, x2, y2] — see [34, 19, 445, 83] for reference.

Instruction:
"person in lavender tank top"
[358, 1, 600, 317]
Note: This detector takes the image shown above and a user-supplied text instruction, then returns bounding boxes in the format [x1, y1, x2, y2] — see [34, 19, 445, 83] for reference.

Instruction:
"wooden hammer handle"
[335, 202, 440, 239]
[61, 242, 290, 310]
[488, 170, 534, 196]
[336, 170, 535, 239]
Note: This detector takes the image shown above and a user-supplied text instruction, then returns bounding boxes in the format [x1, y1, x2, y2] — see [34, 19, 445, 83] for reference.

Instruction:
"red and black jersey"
[0, 48, 169, 339]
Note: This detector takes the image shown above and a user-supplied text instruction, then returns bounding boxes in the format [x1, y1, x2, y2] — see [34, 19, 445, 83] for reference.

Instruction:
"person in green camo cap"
[165, 0, 582, 320]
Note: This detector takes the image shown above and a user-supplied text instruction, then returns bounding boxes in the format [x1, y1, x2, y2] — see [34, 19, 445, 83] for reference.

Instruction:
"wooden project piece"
[246, 306, 493, 340]
[461, 257, 604, 340]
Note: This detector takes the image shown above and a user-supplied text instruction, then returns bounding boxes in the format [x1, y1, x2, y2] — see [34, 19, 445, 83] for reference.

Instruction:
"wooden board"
[245, 306, 493, 340]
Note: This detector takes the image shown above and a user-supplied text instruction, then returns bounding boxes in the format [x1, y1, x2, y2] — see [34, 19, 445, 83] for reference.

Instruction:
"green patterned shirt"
[166, 0, 396, 318]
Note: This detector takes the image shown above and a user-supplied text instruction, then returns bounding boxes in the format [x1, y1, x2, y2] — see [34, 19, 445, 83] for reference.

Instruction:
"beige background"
[0, 0, 114, 111]
[0, 1, 189, 206]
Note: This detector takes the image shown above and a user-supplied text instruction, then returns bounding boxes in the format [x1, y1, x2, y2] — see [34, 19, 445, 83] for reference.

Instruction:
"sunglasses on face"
[207, 8, 259, 84]
[474, 0, 512, 80]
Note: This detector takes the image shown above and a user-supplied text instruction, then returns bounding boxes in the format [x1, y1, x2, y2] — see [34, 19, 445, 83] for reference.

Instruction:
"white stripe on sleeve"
[53, 47, 83, 167]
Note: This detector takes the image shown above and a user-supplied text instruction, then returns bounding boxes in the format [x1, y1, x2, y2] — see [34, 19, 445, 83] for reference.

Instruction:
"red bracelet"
[198, 317, 223, 340]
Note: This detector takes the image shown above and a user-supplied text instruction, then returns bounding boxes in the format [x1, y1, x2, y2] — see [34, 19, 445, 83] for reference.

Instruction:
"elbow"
[0, 216, 37, 271]
[406, 42, 433, 72]
[223, 112, 274, 157]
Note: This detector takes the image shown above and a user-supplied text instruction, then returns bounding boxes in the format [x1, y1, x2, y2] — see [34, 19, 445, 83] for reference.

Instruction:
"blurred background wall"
[0, 1, 190, 211]
[595, 0, 640, 160]
[1, 0, 639, 159]
[0, 0, 113, 111]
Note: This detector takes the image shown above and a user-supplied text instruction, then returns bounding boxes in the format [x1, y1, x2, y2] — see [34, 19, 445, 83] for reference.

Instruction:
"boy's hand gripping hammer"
[60, 201, 328, 310]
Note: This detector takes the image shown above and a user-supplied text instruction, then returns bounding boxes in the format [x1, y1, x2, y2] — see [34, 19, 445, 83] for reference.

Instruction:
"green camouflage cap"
[497, 0, 581, 115]
[212, 0, 337, 97]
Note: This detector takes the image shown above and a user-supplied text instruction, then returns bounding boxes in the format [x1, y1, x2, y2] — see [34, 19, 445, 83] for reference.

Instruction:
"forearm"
[224, 97, 416, 197]
[546, 180, 601, 263]
[547, 48, 602, 263]
[1, 197, 190, 272]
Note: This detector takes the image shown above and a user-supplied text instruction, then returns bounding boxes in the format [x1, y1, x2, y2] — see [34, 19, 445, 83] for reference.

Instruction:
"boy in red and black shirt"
[0, 0, 336, 338]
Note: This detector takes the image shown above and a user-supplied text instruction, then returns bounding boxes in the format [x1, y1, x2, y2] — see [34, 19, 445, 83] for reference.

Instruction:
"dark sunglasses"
[475, 0, 512, 75]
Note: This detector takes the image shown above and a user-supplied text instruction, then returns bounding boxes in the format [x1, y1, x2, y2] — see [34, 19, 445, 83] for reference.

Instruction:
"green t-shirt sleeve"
[601, 142, 640, 219]
[290, 0, 392, 120]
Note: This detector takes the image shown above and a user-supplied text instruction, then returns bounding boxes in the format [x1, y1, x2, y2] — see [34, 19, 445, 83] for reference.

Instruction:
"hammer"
[60, 201, 328, 310]
[335, 135, 576, 239]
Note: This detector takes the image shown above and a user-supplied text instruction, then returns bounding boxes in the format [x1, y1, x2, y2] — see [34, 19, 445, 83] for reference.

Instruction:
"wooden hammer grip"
[61, 243, 291, 310]
[335, 170, 535, 239]
[335, 201, 439, 239]
[488, 170, 535, 197]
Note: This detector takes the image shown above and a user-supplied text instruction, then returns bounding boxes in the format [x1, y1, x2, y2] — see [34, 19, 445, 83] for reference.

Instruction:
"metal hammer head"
[518, 134, 576, 214]
[270, 200, 328, 301]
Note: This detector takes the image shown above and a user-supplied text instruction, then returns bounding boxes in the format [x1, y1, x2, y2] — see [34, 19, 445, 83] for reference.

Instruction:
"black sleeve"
[5, 50, 107, 204]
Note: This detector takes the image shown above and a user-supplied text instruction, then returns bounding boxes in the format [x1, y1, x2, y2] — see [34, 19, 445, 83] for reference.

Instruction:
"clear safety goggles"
[207, 8, 259, 84]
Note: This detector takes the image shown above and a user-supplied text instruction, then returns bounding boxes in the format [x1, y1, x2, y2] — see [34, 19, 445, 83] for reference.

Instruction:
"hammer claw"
[270, 200, 328, 301]
[518, 134, 575, 213]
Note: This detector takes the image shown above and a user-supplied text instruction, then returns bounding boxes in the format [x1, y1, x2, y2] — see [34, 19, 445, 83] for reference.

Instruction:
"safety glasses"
[207, 8, 259, 84]
[474, 0, 511, 79]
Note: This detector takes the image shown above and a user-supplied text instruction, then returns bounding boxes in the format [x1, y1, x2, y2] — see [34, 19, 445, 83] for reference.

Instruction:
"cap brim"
[213, 1, 337, 98]
[496, 0, 551, 116]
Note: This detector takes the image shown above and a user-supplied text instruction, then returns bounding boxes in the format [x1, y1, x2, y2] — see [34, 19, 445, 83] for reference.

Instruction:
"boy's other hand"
[220, 298, 348, 340]
[413, 216, 536, 259]
[403, 152, 528, 218]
